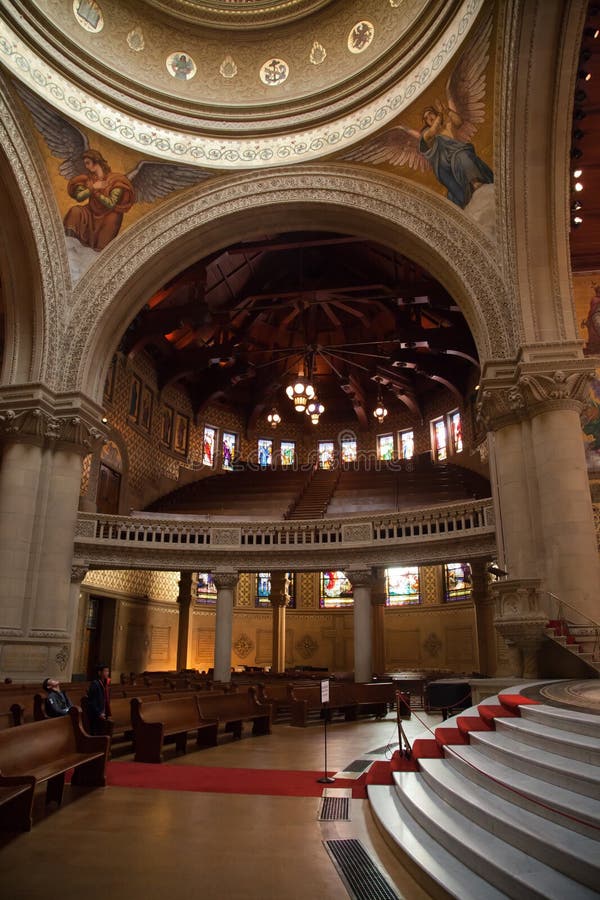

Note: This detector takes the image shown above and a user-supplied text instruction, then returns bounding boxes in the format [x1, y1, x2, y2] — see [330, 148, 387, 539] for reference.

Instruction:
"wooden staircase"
[285, 467, 340, 519]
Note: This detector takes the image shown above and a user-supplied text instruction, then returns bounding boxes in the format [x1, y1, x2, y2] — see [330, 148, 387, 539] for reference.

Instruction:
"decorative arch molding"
[63, 166, 515, 400]
[0, 76, 71, 387]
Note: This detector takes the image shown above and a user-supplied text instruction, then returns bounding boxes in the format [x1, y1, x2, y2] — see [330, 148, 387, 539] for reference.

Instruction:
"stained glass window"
[320, 571, 353, 608]
[318, 441, 335, 469]
[196, 572, 217, 604]
[432, 418, 447, 461]
[255, 572, 295, 608]
[258, 438, 272, 467]
[203, 426, 216, 467]
[377, 433, 394, 461]
[222, 431, 237, 470]
[399, 429, 414, 460]
[280, 441, 295, 466]
[445, 562, 472, 601]
[386, 567, 420, 606]
[341, 438, 357, 463]
[449, 411, 463, 453]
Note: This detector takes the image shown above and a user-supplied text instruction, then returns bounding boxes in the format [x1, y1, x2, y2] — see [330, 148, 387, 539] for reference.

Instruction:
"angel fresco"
[14, 82, 211, 254]
[343, 14, 493, 210]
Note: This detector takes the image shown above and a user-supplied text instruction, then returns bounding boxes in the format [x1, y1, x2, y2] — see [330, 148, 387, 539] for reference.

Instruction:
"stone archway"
[61, 166, 515, 403]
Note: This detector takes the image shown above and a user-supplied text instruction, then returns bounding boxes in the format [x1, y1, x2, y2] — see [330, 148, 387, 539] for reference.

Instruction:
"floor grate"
[341, 758, 373, 773]
[368, 743, 398, 756]
[324, 838, 401, 900]
[318, 796, 351, 821]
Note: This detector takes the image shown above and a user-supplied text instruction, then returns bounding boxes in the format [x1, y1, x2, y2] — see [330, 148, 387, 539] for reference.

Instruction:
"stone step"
[367, 783, 509, 900]
[468, 729, 600, 799]
[416, 759, 600, 888]
[519, 703, 600, 738]
[495, 716, 600, 765]
[393, 772, 599, 899]
[444, 744, 600, 839]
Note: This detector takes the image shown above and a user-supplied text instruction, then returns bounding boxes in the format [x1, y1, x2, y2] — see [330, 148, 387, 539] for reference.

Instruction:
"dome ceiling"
[0, 1, 485, 164]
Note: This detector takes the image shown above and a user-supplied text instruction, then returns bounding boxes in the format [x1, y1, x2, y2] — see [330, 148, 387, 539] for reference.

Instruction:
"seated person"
[42, 677, 72, 717]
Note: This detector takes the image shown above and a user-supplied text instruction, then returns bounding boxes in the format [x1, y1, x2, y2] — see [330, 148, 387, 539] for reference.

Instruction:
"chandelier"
[306, 399, 325, 425]
[373, 391, 388, 424]
[267, 408, 281, 428]
[286, 357, 315, 412]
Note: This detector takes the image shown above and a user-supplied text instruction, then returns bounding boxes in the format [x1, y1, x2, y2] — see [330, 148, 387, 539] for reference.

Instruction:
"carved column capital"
[0, 385, 108, 454]
[212, 571, 239, 591]
[347, 568, 374, 590]
[476, 353, 596, 432]
[71, 564, 89, 583]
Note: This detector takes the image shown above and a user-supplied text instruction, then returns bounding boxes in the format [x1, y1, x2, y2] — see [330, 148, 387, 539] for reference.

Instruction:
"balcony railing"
[75, 498, 494, 564]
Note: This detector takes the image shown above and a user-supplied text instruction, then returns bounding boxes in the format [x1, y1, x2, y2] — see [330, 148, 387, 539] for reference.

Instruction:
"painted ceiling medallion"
[220, 55, 238, 78]
[72, 0, 104, 33]
[260, 58, 289, 86]
[348, 21, 374, 54]
[309, 40, 326, 66]
[127, 28, 146, 52]
[166, 51, 197, 80]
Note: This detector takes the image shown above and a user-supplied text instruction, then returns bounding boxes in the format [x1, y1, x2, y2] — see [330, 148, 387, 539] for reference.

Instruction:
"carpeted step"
[411, 738, 444, 760]
[477, 703, 517, 727]
[434, 726, 468, 749]
[456, 715, 493, 739]
[497, 694, 541, 715]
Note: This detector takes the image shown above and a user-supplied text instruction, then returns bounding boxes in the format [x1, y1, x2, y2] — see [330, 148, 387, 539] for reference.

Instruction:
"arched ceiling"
[121, 230, 479, 428]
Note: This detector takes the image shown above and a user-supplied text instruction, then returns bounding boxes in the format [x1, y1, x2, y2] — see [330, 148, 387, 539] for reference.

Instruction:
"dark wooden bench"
[131, 696, 218, 763]
[195, 690, 271, 739]
[0, 780, 36, 831]
[0, 708, 109, 830]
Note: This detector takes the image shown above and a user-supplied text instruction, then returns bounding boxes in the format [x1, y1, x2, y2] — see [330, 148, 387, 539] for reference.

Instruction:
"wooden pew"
[0, 780, 35, 831]
[195, 690, 271, 739]
[0, 708, 109, 830]
[131, 696, 218, 763]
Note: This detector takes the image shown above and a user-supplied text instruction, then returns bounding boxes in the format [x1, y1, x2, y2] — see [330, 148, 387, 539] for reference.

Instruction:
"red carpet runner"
[106, 761, 368, 798]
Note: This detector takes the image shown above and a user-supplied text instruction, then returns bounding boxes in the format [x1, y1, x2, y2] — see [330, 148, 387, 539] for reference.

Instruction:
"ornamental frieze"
[0, 405, 105, 452]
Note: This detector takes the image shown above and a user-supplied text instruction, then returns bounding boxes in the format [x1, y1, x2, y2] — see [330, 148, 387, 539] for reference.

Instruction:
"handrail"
[550, 593, 600, 663]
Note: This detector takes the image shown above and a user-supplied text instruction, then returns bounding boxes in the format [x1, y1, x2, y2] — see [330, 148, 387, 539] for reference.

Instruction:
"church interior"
[0, 1, 599, 897]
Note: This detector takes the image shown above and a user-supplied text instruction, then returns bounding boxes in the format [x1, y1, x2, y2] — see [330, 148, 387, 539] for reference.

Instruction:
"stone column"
[371, 567, 387, 675]
[212, 571, 238, 683]
[348, 568, 373, 683]
[491, 578, 548, 678]
[478, 357, 600, 625]
[0, 389, 106, 679]
[470, 558, 497, 676]
[269, 571, 289, 674]
[176, 571, 194, 671]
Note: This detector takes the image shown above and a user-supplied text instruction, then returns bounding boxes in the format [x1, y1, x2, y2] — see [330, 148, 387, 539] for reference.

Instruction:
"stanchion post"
[317, 679, 335, 784]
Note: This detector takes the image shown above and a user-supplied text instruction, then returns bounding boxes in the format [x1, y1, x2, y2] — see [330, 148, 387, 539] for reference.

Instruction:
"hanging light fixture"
[373, 390, 388, 424]
[267, 408, 281, 428]
[306, 399, 325, 425]
[286, 356, 315, 412]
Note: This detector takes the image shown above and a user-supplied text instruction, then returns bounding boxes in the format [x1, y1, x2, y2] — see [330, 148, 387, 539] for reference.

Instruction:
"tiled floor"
[0, 712, 441, 900]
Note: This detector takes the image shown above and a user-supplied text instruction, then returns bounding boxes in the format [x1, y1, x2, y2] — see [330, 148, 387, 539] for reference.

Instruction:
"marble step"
[495, 715, 600, 765]
[468, 729, 600, 799]
[417, 759, 600, 889]
[444, 744, 600, 839]
[519, 703, 600, 738]
[393, 772, 599, 900]
[367, 783, 507, 900]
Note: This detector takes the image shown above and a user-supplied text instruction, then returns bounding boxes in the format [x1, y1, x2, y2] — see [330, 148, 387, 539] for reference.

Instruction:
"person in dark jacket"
[86, 664, 112, 734]
[42, 677, 72, 717]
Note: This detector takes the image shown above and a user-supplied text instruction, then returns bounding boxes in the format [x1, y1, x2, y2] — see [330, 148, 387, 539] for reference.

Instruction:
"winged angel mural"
[15, 83, 211, 275]
[343, 13, 493, 211]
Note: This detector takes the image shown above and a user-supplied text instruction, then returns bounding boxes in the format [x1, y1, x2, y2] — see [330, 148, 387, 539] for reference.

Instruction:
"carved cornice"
[477, 352, 597, 431]
[347, 569, 374, 589]
[0, 385, 107, 453]
[71, 564, 89, 584]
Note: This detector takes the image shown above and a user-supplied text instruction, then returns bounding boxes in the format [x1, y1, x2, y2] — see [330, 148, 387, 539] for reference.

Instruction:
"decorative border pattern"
[0, 0, 483, 169]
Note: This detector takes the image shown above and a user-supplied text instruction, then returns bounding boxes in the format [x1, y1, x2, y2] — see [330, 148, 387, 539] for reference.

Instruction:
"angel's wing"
[13, 81, 89, 179]
[446, 11, 493, 143]
[127, 160, 212, 204]
[341, 124, 429, 172]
